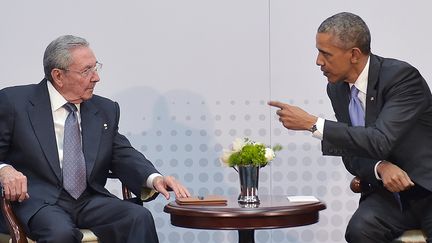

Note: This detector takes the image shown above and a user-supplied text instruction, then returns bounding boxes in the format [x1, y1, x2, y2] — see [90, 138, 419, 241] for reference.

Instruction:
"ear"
[350, 48, 363, 64]
[51, 69, 64, 88]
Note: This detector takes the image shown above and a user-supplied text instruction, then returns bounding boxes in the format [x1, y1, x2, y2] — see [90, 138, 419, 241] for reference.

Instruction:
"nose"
[91, 71, 100, 82]
[316, 53, 324, 66]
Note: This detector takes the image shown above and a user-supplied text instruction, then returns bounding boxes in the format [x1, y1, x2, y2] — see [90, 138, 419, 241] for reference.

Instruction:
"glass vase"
[237, 165, 260, 204]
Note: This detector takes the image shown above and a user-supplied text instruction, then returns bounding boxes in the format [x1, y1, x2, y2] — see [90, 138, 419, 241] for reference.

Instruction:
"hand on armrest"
[0, 166, 29, 202]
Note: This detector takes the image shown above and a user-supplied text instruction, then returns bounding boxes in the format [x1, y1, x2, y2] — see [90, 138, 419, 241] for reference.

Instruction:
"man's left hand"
[153, 176, 191, 200]
[377, 161, 415, 192]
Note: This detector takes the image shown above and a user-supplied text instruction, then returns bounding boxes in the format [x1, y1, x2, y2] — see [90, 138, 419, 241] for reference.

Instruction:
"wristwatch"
[308, 124, 317, 133]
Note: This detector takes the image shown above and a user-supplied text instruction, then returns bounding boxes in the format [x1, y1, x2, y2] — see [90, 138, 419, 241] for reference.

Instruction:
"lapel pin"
[104, 123, 108, 129]
[370, 97, 374, 101]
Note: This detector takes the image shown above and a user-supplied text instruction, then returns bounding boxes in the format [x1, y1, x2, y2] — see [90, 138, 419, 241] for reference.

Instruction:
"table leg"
[238, 229, 255, 243]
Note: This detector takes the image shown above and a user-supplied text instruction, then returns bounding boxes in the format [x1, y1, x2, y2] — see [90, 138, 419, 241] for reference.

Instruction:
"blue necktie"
[348, 86, 403, 210]
[348, 86, 365, 126]
[63, 103, 87, 199]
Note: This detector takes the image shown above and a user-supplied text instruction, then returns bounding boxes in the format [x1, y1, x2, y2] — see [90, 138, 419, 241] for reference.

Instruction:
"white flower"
[264, 148, 275, 161]
[232, 138, 246, 152]
[220, 149, 234, 165]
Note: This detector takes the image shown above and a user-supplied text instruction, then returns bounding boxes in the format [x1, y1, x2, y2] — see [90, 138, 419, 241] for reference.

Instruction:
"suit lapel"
[80, 100, 102, 179]
[365, 54, 380, 126]
[336, 82, 351, 124]
[28, 80, 62, 181]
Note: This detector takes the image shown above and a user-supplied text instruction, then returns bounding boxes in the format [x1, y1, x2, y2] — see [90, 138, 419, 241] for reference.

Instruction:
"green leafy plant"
[221, 138, 282, 167]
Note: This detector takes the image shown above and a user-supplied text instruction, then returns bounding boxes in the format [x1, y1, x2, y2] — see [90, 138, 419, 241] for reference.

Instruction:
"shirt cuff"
[374, 161, 383, 180]
[0, 163, 12, 170]
[311, 117, 324, 140]
[146, 173, 163, 189]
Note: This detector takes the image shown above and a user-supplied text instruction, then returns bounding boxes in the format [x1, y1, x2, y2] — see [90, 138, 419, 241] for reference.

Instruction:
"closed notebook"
[176, 195, 227, 205]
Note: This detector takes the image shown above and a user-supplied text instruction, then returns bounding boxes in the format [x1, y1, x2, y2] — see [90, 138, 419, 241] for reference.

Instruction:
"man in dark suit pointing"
[0, 35, 190, 243]
[269, 12, 432, 242]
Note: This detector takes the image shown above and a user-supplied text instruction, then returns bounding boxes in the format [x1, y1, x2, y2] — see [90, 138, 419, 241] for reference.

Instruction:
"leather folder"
[176, 195, 227, 206]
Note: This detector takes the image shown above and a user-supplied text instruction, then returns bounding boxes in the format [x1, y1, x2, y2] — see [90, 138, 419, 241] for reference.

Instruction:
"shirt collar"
[350, 56, 370, 94]
[47, 81, 81, 112]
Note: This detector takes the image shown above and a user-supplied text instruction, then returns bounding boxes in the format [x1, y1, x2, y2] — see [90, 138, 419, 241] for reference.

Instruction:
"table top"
[164, 195, 326, 230]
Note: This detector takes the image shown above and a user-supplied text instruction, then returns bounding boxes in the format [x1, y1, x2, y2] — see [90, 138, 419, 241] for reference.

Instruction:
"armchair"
[350, 176, 426, 243]
[0, 173, 142, 243]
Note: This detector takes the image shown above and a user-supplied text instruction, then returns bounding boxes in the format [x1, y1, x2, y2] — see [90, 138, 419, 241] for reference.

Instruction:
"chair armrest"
[350, 176, 362, 193]
[0, 190, 28, 243]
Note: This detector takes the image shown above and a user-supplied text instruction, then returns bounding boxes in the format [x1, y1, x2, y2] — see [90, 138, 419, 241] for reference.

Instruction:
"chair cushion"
[81, 229, 98, 243]
[0, 233, 11, 243]
[393, 230, 426, 243]
[0, 229, 98, 243]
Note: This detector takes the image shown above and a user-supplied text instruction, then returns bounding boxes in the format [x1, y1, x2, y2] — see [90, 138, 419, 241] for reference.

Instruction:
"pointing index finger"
[268, 100, 285, 109]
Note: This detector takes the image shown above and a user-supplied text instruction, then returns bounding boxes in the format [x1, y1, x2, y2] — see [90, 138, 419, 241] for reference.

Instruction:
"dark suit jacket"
[0, 79, 159, 225]
[322, 54, 432, 191]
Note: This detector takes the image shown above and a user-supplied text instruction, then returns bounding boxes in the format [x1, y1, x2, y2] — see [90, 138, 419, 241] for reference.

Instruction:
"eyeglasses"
[62, 61, 103, 78]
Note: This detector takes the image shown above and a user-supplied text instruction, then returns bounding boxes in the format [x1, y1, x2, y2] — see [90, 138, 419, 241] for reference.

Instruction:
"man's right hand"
[377, 161, 414, 192]
[268, 101, 318, 131]
[0, 166, 29, 202]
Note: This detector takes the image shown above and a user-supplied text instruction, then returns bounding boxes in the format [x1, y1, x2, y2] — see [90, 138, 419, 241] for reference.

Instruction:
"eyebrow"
[318, 48, 332, 56]
[81, 62, 97, 71]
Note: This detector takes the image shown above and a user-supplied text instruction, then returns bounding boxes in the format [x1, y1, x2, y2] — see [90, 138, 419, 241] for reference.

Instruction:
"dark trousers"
[26, 190, 158, 243]
[346, 186, 432, 243]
